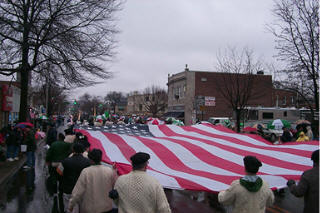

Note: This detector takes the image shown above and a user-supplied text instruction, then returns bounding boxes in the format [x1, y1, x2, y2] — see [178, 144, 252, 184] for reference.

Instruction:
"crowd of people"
[0, 118, 318, 213]
[0, 124, 37, 169]
[45, 127, 171, 213]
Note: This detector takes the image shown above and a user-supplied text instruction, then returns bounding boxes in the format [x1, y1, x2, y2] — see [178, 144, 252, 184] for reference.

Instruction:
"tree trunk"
[236, 109, 241, 133]
[19, 69, 29, 122]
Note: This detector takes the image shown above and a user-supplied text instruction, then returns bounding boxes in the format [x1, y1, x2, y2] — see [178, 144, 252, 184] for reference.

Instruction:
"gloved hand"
[109, 189, 119, 200]
[287, 179, 296, 187]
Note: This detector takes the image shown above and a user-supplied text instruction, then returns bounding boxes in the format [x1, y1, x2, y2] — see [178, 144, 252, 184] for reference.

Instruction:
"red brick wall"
[194, 72, 273, 120]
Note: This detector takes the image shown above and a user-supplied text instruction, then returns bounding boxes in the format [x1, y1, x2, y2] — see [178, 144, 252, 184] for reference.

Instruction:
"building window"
[139, 104, 142, 111]
[282, 96, 286, 105]
[145, 96, 149, 102]
[276, 95, 279, 107]
[291, 96, 294, 105]
[262, 112, 274, 119]
[283, 111, 287, 117]
[201, 77, 207, 82]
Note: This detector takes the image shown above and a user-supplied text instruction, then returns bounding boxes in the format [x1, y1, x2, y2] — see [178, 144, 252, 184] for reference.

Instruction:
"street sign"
[205, 96, 215, 106]
[199, 106, 205, 111]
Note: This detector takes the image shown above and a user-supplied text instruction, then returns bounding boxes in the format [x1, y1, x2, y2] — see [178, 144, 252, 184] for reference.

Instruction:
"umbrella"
[252, 123, 266, 129]
[295, 119, 311, 125]
[15, 122, 34, 129]
[17, 122, 34, 127]
[267, 119, 291, 130]
[40, 115, 48, 120]
[243, 126, 257, 132]
[147, 118, 164, 125]
[172, 119, 184, 126]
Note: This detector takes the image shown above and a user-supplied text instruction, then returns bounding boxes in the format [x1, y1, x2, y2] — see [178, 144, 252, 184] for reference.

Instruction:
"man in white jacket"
[68, 149, 116, 213]
[114, 152, 171, 213]
[218, 156, 274, 213]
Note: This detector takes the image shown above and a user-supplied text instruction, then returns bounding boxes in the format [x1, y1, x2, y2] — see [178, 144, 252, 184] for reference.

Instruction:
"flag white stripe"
[118, 134, 230, 191]
[159, 125, 308, 175]
[144, 136, 240, 176]
[88, 131, 130, 164]
[194, 124, 317, 151]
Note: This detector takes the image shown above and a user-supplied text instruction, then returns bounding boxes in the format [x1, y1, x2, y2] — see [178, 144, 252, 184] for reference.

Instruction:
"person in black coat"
[57, 143, 91, 213]
[46, 123, 57, 146]
[280, 127, 292, 142]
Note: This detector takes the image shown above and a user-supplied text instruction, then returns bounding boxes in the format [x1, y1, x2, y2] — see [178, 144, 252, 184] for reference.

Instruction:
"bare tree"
[78, 93, 104, 119]
[268, 0, 319, 121]
[104, 91, 124, 113]
[215, 47, 267, 132]
[142, 86, 167, 117]
[0, 0, 121, 121]
[31, 82, 69, 116]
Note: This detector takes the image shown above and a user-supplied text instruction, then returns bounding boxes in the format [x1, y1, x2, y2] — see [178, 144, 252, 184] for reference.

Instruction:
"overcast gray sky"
[73, 0, 278, 98]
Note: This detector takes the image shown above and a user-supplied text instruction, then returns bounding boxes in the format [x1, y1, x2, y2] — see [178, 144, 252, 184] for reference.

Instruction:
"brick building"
[0, 81, 21, 127]
[167, 67, 274, 125]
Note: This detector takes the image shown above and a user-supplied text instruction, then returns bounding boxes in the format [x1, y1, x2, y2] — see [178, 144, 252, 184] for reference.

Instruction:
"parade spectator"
[68, 149, 116, 213]
[113, 152, 171, 213]
[64, 128, 76, 143]
[46, 123, 57, 146]
[296, 132, 309, 142]
[287, 150, 319, 213]
[6, 125, 19, 161]
[280, 127, 292, 143]
[57, 143, 91, 213]
[218, 156, 274, 213]
[306, 126, 313, 141]
[46, 133, 72, 167]
[23, 127, 36, 169]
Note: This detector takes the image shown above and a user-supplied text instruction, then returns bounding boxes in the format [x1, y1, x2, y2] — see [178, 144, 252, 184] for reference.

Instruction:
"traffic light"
[73, 100, 77, 105]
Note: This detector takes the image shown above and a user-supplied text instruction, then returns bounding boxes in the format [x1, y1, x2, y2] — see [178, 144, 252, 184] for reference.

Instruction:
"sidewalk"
[0, 155, 26, 187]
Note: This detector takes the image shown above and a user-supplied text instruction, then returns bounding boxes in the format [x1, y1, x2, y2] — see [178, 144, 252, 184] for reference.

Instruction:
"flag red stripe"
[137, 136, 240, 184]
[78, 129, 112, 164]
[193, 125, 314, 157]
[158, 125, 311, 172]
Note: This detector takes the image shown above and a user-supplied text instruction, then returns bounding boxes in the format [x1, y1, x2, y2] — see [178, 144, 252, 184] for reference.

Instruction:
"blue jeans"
[6, 145, 19, 159]
[26, 151, 35, 167]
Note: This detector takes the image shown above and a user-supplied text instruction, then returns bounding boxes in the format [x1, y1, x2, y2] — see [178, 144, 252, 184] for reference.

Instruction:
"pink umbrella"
[243, 126, 257, 132]
[17, 122, 34, 127]
[147, 118, 164, 125]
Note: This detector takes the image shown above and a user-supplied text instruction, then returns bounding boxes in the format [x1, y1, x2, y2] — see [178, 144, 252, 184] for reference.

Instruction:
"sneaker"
[23, 165, 31, 169]
[14, 157, 19, 161]
[273, 141, 280, 145]
[7, 158, 14, 162]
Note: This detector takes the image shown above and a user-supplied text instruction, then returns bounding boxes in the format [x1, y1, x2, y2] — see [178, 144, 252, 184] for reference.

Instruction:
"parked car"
[261, 128, 283, 142]
[208, 117, 231, 126]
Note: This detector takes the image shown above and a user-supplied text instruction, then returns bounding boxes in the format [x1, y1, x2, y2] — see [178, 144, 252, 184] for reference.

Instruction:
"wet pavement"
[0, 125, 305, 213]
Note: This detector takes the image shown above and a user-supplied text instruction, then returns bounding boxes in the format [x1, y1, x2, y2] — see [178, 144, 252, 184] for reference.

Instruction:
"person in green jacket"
[46, 133, 72, 166]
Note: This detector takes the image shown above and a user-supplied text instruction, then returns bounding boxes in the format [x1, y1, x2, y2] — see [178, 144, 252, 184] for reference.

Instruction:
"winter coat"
[60, 154, 91, 194]
[46, 127, 57, 146]
[114, 170, 171, 213]
[218, 177, 274, 213]
[45, 140, 72, 163]
[5, 130, 17, 146]
[69, 165, 116, 213]
[24, 130, 36, 152]
[289, 166, 319, 213]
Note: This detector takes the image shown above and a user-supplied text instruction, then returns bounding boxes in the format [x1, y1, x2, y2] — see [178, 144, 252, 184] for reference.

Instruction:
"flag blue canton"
[77, 124, 154, 137]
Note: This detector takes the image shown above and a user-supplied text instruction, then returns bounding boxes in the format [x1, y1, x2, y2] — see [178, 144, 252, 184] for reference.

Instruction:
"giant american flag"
[75, 123, 319, 193]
